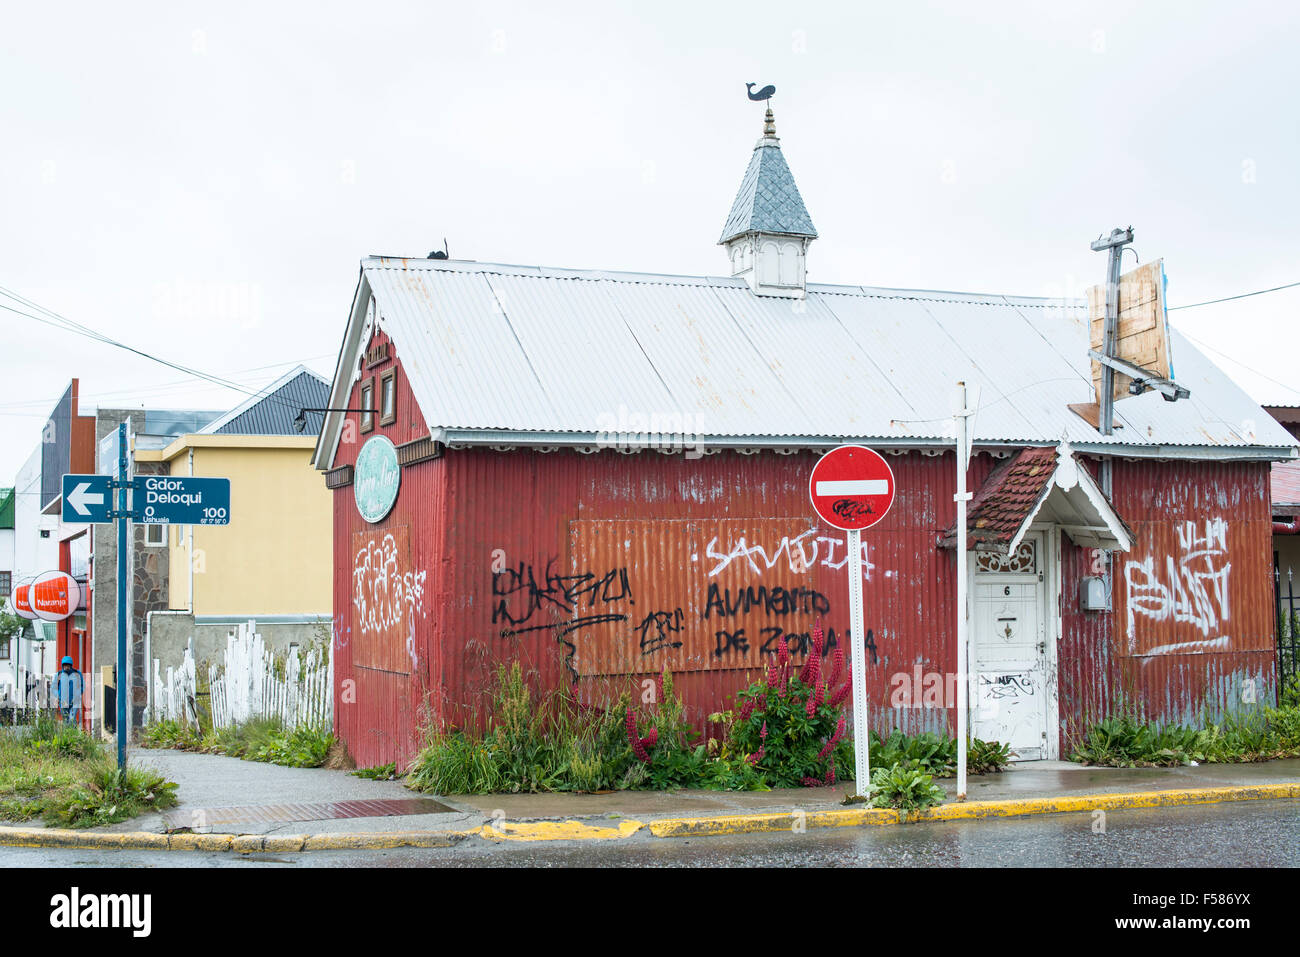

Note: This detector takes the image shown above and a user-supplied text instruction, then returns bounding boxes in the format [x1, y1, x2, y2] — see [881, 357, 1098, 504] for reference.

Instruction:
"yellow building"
[132, 367, 333, 665]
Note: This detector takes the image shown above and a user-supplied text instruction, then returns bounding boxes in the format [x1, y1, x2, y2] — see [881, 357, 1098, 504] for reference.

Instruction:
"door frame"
[965, 527, 1061, 761]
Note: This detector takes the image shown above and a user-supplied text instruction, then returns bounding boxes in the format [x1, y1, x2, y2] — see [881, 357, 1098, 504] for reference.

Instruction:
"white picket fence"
[152, 621, 332, 731]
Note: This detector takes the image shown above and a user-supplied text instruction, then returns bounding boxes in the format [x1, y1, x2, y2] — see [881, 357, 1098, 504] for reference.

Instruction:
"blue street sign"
[62, 474, 115, 523]
[135, 475, 231, 525]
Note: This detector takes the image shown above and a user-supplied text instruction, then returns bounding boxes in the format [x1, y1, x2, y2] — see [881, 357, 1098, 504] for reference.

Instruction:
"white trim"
[1009, 444, 1132, 555]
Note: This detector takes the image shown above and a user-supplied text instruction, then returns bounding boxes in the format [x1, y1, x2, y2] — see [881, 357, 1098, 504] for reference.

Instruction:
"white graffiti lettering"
[352, 533, 427, 637]
[1124, 518, 1231, 654]
[704, 528, 877, 580]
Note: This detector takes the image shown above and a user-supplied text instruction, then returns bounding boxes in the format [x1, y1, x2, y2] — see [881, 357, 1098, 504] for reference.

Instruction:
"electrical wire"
[1167, 279, 1300, 311]
[0, 288, 330, 417]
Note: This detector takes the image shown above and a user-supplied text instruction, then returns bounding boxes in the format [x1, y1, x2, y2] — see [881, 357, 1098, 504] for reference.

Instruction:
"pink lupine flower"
[801, 776, 822, 788]
[760, 721, 768, 741]
[805, 678, 826, 717]
[799, 643, 821, 687]
[739, 699, 755, 722]
[626, 708, 652, 763]
[817, 717, 846, 759]
[827, 644, 846, 689]
[776, 633, 790, 667]
[747, 745, 766, 766]
[830, 668, 853, 707]
[825, 761, 836, 785]
[811, 619, 825, 657]
[766, 662, 780, 689]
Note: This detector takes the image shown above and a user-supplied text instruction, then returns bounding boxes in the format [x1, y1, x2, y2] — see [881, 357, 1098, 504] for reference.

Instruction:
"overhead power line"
[0, 286, 332, 419]
[1168, 279, 1300, 311]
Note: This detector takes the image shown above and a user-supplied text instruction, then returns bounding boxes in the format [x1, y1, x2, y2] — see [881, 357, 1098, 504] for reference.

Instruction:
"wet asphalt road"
[4, 798, 1299, 868]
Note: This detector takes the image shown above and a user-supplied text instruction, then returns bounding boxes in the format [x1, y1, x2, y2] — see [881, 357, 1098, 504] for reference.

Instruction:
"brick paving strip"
[161, 798, 455, 833]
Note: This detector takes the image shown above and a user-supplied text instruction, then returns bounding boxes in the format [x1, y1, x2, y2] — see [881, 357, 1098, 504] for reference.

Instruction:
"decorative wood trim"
[365, 340, 389, 368]
[396, 436, 443, 467]
[379, 369, 397, 426]
[325, 465, 354, 489]
[359, 377, 375, 434]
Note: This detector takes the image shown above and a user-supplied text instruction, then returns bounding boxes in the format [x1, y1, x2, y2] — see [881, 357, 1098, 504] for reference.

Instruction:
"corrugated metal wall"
[329, 331, 1278, 769]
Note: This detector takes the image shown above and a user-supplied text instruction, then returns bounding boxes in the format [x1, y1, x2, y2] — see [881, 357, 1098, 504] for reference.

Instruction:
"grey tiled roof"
[213, 369, 330, 435]
[719, 136, 818, 243]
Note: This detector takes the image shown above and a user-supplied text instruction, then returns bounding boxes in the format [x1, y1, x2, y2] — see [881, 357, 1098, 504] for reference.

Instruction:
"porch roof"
[940, 443, 1133, 553]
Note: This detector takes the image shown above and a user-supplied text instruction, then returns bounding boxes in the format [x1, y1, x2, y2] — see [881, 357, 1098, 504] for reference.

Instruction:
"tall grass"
[0, 714, 178, 828]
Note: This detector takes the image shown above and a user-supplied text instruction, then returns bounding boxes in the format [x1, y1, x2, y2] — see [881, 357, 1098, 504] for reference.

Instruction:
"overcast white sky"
[2, 1, 1298, 481]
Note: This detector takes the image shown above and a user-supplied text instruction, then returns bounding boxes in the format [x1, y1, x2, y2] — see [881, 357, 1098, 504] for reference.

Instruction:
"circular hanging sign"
[354, 435, 401, 524]
[31, 570, 81, 622]
[12, 578, 37, 620]
[809, 445, 897, 531]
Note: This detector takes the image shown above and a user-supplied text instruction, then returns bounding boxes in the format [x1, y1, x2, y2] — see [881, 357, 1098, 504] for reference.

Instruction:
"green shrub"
[1071, 705, 1300, 767]
[352, 763, 398, 781]
[866, 763, 947, 810]
[40, 763, 179, 829]
[728, 623, 851, 788]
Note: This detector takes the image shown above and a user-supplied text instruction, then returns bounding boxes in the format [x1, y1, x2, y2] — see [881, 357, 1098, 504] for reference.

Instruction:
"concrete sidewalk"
[3, 749, 1299, 851]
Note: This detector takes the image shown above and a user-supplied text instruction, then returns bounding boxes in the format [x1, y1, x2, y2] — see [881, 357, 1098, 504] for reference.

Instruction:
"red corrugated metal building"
[314, 112, 1298, 771]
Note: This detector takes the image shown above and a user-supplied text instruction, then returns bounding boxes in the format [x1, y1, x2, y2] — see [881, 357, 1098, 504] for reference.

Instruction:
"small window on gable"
[360, 378, 375, 434]
[380, 369, 396, 426]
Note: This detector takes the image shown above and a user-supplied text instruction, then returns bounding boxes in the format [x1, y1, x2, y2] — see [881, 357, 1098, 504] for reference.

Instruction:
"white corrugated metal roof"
[314, 257, 1298, 468]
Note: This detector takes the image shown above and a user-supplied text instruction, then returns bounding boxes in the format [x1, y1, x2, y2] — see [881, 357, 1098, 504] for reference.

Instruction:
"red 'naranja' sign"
[808, 445, 896, 532]
[30, 570, 81, 622]
[13, 580, 36, 620]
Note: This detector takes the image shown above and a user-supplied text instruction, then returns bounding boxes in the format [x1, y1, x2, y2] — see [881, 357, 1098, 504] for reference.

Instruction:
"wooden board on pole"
[1087, 259, 1172, 403]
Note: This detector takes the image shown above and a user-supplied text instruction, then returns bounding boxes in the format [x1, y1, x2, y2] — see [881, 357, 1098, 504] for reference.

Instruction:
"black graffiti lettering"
[702, 583, 831, 619]
[831, 499, 874, 522]
[758, 626, 842, 658]
[492, 558, 632, 627]
[637, 608, 685, 655]
[713, 629, 750, 658]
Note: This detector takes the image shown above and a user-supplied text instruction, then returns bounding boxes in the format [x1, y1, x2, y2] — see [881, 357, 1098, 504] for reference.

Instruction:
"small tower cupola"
[718, 106, 818, 299]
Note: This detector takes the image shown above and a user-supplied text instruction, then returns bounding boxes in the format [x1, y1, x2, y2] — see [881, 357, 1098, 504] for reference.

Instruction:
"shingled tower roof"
[718, 108, 817, 244]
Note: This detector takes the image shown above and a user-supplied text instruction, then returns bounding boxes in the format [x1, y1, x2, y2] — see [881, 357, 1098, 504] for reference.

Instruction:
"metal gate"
[1275, 557, 1299, 694]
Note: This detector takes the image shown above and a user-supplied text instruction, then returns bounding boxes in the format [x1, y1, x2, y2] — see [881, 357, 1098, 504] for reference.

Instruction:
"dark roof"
[940, 447, 1058, 550]
[210, 369, 330, 436]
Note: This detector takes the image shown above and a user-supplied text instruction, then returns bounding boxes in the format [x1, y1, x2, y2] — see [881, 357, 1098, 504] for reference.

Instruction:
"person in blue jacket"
[55, 656, 83, 725]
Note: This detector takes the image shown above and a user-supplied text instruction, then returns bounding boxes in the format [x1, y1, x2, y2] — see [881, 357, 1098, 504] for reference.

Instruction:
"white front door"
[971, 535, 1050, 760]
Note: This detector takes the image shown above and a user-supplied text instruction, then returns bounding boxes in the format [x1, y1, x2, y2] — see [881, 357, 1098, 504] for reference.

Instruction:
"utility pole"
[1090, 226, 1134, 498]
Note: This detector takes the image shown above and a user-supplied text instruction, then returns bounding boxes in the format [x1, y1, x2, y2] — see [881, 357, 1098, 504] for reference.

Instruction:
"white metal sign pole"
[847, 526, 869, 795]
[955, 382, 971, 800]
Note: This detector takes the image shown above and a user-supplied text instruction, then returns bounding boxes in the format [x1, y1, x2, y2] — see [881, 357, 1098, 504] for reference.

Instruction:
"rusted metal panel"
[330, 326, 443, 771]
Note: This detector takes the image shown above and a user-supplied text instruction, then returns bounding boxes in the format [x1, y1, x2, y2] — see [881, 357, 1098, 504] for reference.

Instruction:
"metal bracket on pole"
[1086, 350, 1190, 402]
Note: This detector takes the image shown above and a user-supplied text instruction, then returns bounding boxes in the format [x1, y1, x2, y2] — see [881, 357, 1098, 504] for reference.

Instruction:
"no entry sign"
[808, 445, 896, 531]
[809, 444, 897, 797]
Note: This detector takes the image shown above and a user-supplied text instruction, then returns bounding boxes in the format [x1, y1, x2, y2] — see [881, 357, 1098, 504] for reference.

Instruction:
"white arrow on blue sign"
[61, 474, 114, 523]
[60, 473, 231, 525]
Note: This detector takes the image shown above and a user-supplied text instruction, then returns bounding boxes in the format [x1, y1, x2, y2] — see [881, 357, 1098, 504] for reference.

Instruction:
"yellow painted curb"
[474, 818, 645, 842]
[3, 783, 1296, 850]
[301, 831, 466, 850]
[0, 827, 172, 850]
[647, 782, 1300, 838]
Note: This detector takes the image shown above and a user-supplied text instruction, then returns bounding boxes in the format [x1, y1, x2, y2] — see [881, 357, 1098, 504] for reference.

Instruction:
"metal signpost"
[808, 445, 896, 796]
[62, 423, 230, 770]
[952, 381, 979, 801]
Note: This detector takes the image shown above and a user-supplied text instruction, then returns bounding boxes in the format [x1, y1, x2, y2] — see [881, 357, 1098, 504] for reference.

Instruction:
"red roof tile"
[941, 447, 1057, 550]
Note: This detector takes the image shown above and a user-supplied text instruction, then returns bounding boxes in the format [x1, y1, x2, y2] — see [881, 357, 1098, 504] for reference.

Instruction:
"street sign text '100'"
[136, 476, 231, 525]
